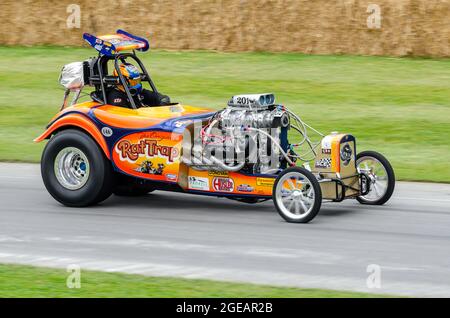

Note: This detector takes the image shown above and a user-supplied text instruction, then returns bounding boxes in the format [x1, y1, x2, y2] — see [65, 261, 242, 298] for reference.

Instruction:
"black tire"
[41, 129, 113, 207]
[112, 174, 155, 197]
[273, 167, 322, 223]
[356, 151, 395, 205]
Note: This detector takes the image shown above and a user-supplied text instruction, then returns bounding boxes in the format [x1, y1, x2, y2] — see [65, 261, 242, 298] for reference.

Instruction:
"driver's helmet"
[113, 63, 142, 94]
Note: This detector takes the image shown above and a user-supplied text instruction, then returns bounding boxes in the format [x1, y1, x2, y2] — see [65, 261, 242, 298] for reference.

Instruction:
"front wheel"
[273, 167, 322, 223]
[356, 151, 395, 205]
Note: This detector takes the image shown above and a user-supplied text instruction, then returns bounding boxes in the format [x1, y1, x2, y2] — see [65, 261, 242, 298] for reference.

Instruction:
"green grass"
[1, 46, 449, 182]
[0, 263, 386, 298]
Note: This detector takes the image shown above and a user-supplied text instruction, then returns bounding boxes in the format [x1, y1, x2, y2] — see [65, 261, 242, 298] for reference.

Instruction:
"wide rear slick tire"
[273, 167, 322, 224]
[41, 129, 113, 207]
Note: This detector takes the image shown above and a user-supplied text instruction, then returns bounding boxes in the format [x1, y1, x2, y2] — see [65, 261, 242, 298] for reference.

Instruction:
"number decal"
[235, 97, 253, 105]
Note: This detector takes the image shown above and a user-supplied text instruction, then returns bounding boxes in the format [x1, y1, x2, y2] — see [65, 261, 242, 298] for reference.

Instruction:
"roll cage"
[62, 30, 159, 110]
[86, 52, 159, 109]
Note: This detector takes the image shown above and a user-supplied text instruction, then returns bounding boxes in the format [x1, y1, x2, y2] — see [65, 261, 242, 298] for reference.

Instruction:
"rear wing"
[83, 29, 150, 56]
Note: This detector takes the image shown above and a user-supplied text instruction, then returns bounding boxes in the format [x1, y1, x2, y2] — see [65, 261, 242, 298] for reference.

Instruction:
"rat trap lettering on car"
[116, 139, 179, 163]
[112, 132, 182, 182]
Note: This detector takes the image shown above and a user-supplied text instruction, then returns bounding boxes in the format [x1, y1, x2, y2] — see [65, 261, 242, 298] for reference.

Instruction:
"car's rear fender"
[34, 113, 110, 159]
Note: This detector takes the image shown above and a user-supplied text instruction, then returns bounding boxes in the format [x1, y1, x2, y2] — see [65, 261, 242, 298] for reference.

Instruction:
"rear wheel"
[41, 129, 113, 207]
[273, 167, 322, 223]
[356, 151, 395, 205]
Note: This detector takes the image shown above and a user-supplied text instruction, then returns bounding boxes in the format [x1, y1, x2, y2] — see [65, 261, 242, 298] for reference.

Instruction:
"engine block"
[193, 94, 290, 174]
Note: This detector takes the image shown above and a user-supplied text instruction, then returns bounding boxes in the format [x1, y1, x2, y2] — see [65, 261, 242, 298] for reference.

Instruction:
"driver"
[106, 62, 171, 108]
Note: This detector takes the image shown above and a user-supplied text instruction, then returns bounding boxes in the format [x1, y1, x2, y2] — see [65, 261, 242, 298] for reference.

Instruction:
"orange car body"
[35, 101, 277, 198]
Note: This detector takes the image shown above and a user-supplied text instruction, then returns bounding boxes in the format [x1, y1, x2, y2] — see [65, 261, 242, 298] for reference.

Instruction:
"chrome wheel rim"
[275, 172, 315, 220]
[357, 156, 388, 202]
[54, 147, 90, 190]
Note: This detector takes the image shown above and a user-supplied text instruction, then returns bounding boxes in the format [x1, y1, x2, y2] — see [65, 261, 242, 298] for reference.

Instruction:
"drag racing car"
[35, 30, 395, 223]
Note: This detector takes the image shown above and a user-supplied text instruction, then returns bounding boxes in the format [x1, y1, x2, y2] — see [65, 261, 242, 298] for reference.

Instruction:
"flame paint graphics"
[113, 131, 182, 181]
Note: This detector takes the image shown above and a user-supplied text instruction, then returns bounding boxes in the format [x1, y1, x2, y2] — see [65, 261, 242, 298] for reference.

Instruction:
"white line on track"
[0, 251, 445, 297]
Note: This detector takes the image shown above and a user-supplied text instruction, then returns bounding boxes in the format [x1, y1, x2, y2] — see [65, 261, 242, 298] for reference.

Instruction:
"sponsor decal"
[212, 177, 234, 192]
[188, 176, 209, 191]
[115, 139, 179, 163]
[315, 158, 332, 169]
[208, 170, 229, 177]
[340, 143, 353, 166]
[174, 120, 192, 128]
[237, 184, 254, 193]
[101, 127, 113, 137]
[321, 135, 333, 151]
[165, 174, 178, 182]
[256, 177, 275, 187]
[322, 148, 331, 154]
[109, 38, 121, 45]
[113, 98, 122, 103]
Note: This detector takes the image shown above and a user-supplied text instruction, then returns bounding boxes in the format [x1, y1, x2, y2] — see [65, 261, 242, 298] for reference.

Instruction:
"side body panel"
[35, 102, 275, 198]
[110, 129, 275, 198]
[112, 131, 183, 183]
[185, 169, 275, 197]
[34, 103, 111, 159]
[35, 102, 214, 167]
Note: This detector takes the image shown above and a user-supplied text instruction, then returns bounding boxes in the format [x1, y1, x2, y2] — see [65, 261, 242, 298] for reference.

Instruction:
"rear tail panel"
[314, 133, 359, 200]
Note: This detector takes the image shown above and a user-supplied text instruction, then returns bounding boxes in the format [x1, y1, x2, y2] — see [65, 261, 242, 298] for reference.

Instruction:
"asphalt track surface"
[1, 163, 449, 297]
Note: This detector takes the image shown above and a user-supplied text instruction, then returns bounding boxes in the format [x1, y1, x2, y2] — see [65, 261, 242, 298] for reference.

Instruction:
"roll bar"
[89, 52, 159, 109]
